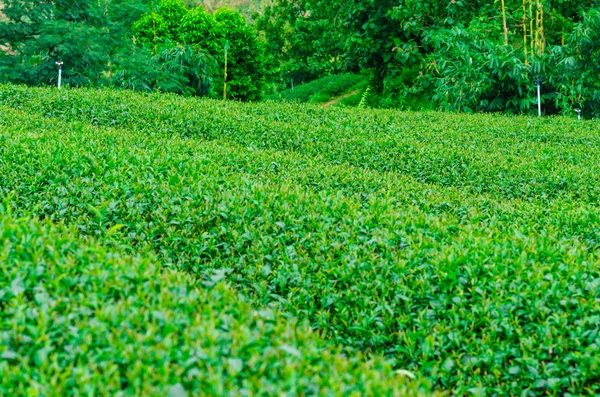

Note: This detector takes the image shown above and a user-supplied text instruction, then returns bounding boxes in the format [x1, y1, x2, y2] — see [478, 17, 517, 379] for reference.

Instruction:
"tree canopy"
[257, 0, 600, 116]
[0, 0, 265, 100]
[1, 0, 599, 114]
[0, 0, 148, 87]
[132, 0, 266, 100]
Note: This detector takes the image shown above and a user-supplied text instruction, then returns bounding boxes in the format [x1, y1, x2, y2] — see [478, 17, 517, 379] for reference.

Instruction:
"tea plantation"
[1, 85, 600, 396]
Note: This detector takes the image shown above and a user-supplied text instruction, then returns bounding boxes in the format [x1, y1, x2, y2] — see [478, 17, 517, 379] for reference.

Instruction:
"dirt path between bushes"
[322, 89, 361, 108]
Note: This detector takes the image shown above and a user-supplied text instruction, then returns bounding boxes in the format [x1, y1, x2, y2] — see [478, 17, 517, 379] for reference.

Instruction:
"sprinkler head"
[55, 61, 63, 69]
[534, 77, 543, 85]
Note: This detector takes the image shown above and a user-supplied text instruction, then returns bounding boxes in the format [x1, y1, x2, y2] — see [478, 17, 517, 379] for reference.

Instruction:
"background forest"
[1, 0, 599, 116]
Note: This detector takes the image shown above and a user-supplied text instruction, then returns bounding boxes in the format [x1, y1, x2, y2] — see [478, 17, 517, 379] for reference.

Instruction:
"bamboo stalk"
[540, 0, 545, 54]
[529, 0, 533, 57]
[223, 41, 229, 100]
[535, 0, 539, 55]
[151, 0, 158, 92]
[501, 0, 508, 45]
[522, 0, 528, 64]
[151, 0, 157, 57]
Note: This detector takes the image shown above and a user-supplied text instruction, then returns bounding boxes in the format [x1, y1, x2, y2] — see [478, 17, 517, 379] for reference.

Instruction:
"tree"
[553, 8, 600, 118]
[259, 0, 600, 115]
[132, 1, 266, 100]
[211, 7, 265, 101]
[0, 0, 148, 87]
[256, 0, 347, 85]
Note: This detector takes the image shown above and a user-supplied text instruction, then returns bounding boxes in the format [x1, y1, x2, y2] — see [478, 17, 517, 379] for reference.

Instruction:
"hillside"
[185, 0, 268, 16]
[266, 73, 369, 107]
[1, 85, 600, 395]
[0, 86, 431, 396]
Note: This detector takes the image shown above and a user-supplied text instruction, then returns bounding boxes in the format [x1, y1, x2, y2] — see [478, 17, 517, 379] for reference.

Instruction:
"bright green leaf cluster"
[0, 211, 429, 396]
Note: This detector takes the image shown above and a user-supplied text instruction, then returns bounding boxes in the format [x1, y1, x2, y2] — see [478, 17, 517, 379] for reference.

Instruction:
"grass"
[266, 73, 367, 104]
[1, 84, 600, 395]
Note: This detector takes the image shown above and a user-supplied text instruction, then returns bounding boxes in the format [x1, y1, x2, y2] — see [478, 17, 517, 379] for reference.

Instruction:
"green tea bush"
[3, 85, 600, 204]
[312, 74, 365, 98]
[2, 85, 600, 395]
[0, 213, 428, 396]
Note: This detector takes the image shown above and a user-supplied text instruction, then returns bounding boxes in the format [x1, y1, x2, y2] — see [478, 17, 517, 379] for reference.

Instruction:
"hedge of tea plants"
[0, 212, 426, 396]
[4, 85, 600, 204]
[1, 85, 600, 395]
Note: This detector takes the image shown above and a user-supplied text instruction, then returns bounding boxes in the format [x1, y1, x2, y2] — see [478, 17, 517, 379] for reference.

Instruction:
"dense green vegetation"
[0, 0, 264, 100]
[2, 85, 600, 395]
[259, 1, 600, 116]
[0, 0, 147, 86]
[133, 0, 265, 100]
[0, 215, 426, 396]
[185, 0, 266, 18]
[2, 0, 600, 115]
[0, 87, 432, 395]
[266, 73, 367, 105]
[3, 0, 598, 394]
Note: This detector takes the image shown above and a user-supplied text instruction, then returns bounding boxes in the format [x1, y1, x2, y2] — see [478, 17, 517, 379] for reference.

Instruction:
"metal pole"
[535, 77, 542, 116]
[56, 61, 63, 89]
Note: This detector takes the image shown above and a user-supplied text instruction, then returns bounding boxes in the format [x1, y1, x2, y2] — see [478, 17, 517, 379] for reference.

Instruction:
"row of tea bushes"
[0, 211, 428, 396]
[2, 102, 599, 395]
[2, 85, 600, 203]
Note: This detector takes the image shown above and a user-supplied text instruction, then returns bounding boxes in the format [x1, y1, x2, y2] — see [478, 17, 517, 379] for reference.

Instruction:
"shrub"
[0, 213, 427, 396]
[267, 73, 366, 103]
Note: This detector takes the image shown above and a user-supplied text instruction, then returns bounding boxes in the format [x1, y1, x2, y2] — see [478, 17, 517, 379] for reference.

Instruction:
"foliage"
[158, 0, 189, 30]
[357, 87, 370, 109]
[419, 9, 600, 117]
[212, 7, 265, 101]
[266, 73, 365, 103]
[3, 85, 600, 394]
[0, 0, 263, 101]
[0, 213, 428, 396]
[423, 27, 533, 114]
[259, 0, 600, 115]
[156, 43, 217, 96]
[132, 12, 172, 43]
[99, 39, 217, 96]
[0, 0, 217, 97]
[179, 6, 215, 45]
[255, 0, 347, 84]
[0, 0, 148, 87]
[185, 0, 266, 18]
[559, 8, 600, 117]
[132, 1, 266, 101]
[132, 0, 188, 43]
